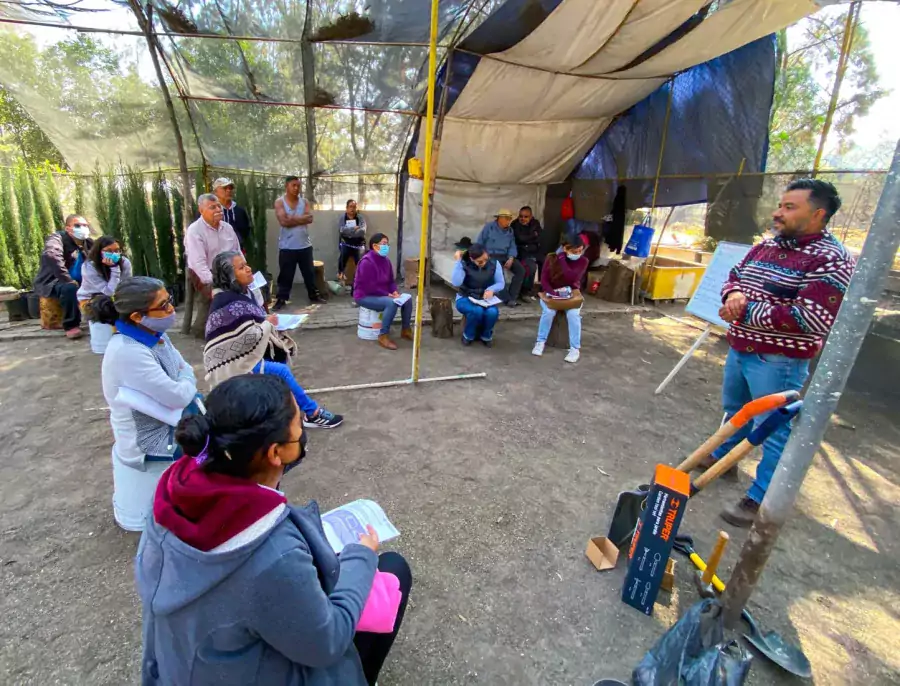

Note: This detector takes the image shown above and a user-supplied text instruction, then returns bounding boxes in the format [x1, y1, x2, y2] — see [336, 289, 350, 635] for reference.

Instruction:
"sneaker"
[65, 327, 84, 340]
[303, 408, 344, 429]
[532, 341, 545, 356]
[461, 335, 472, 346]
[720, 496, 760, 528]
[481, 338, 493, 348]
[565, 348, 580, 363]
[273, 299, 287, 311]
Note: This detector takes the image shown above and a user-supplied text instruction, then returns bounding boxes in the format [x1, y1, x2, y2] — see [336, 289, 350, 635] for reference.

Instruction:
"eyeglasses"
[145, 295, 175, 313]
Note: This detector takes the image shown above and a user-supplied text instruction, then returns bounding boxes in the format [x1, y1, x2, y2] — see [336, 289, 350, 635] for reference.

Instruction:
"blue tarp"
[572, 35, 777, 208]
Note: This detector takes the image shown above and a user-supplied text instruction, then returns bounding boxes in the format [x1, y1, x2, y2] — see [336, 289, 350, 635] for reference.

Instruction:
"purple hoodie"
[353, 251, 396, 300]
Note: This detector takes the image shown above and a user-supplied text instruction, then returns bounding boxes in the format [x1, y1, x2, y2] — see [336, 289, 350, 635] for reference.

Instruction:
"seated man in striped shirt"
[698, 178, 855, 528]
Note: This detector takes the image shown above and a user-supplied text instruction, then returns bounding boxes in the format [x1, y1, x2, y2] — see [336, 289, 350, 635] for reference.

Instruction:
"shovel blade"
[744, 631, 812, 679]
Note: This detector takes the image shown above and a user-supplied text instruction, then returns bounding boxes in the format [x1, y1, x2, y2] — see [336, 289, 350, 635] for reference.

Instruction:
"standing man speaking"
[274, 176, 325, 310]
[701, 179, 855, 527]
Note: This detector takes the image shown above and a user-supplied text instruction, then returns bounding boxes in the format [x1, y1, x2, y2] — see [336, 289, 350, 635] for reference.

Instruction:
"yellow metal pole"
[411, 0, 440, 383]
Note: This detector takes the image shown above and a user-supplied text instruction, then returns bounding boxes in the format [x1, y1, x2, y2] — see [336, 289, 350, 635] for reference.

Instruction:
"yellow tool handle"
[689, 552, 726, 592]
[701, 531, 730, 586]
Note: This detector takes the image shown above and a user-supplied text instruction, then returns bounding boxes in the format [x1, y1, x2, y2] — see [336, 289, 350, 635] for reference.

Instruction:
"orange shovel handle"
[728, 390, 800, 430]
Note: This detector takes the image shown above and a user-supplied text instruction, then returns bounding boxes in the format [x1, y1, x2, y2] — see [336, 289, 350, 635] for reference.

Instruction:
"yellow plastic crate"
[640, 257, 707, 300]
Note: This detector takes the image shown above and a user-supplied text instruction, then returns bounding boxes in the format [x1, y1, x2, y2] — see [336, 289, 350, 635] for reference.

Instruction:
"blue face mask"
[377, 244, 390, 257]
[566, 252, 583, 261]
[102, 251, 121, 264]
[139, 312, 176, 333]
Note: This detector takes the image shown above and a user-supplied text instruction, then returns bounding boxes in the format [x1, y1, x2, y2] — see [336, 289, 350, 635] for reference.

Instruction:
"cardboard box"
[585, 536, 619, 571]
[621, 464, 690, 615]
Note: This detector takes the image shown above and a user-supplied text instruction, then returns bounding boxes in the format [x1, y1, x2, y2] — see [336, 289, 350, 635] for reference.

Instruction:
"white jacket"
[101, 330, 197, 468]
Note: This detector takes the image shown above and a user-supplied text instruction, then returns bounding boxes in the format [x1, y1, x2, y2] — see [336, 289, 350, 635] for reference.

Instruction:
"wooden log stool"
[404, 257, 427, 289]
[39, 297, 64, 330]
[430, 297, 454, 338]
[313, 260, 329, 300]
[546, 310, 570, 348]
[343, 253, 359, 287]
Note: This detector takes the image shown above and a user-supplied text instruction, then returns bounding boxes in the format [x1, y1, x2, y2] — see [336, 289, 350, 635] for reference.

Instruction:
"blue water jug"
[624, 224, 655, 258]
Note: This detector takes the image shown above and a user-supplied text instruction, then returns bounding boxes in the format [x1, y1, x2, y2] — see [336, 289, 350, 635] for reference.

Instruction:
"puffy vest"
[458, 257, 498, 299]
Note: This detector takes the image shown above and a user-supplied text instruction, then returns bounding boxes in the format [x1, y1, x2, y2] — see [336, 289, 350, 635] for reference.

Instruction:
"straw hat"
[495, 208, 514, 219]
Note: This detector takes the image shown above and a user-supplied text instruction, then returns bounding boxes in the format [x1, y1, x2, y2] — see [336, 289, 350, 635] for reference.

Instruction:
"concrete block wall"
[264, 209, 398, 284]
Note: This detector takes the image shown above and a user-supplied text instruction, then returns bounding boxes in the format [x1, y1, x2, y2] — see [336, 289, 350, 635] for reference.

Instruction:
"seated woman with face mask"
[352, 233, 413, 351]
[136, 374, 412, 686]
[85, 276, 199, 531]
[532, 233, 589, 363]
[77, 235, 133, 354]
[204, 251, 343, 429]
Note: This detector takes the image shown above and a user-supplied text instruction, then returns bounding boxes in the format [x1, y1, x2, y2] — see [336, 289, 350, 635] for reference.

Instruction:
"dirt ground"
[0, 311, 898, 685]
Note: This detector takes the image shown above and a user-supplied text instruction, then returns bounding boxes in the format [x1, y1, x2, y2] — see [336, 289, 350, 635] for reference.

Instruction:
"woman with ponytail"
[137, 374, 412, 686]
[85, 276, 199, 531]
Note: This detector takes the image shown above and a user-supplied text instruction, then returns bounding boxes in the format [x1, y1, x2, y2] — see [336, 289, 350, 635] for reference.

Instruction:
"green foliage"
[248, 172, 269, 273]
[43, 167, 64, 228]
[171, 183, 186, 274]
[152, 171, 178, 286]
[769, 12, 887, 171]
[0, 84, 65, 167]
[30, 168, 55, 237]
[1, 168, 28, 287]
[13, 163, 41, 284]
[0, 176, 20, 288]
[122, 168, 160, 278]
[73, 175, 86, 216]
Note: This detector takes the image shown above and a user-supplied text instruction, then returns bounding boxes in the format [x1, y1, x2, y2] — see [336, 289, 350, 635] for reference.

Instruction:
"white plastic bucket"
[89, 321, 114, 355]
[111, 447, 172, 532]
[357, 307, 382, 340]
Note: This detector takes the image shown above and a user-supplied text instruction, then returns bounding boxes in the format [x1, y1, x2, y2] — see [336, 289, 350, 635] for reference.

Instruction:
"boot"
[378, 334, 398, 350]
[720, 496, 760, 528]
[401, 328, 414, 341]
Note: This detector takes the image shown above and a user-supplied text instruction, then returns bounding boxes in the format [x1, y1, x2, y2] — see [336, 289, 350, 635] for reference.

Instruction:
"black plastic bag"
[633, 599, 752, 686]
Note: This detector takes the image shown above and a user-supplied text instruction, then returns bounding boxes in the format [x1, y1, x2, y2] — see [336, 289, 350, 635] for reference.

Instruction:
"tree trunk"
[301, 2, 317, 204]
[430, 297, 454, 338]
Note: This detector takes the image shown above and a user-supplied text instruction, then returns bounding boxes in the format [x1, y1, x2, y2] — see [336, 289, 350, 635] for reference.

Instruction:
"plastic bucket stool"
[89, 321, 114, 354]
[357, 307, 382, 341]
[624, 224, 655, 258]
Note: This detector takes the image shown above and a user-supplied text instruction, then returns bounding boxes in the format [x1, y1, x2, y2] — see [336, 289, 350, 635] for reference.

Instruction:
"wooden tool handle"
[701, 531, 730, 586]
[692, 438, 755, 491]
[677, 422, 738, 472]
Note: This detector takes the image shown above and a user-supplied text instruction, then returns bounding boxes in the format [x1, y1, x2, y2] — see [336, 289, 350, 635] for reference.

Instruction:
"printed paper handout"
[275, 314, 309, 331]
[251, 271, 268, 291]
[467, 295, 502, 307]
[321, 499, 400, 554]
[393, 293, 412, 306]
[115, 386, 183, 426]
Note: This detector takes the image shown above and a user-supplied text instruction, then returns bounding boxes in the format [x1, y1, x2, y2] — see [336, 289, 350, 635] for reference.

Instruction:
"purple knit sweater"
[722, 230, 855, 359]
[353, 251, 396, 300]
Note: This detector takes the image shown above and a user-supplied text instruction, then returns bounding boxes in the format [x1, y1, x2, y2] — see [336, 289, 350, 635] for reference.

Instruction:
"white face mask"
[72, 225, 90, 241]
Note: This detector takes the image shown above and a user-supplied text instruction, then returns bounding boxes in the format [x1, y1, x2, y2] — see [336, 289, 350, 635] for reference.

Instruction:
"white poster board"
[685, 241, 753, 328]
[655, 241, 753, 395]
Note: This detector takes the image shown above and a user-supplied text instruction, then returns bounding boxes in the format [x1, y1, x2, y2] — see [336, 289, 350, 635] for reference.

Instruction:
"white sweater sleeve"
[124, 345, 198, 409]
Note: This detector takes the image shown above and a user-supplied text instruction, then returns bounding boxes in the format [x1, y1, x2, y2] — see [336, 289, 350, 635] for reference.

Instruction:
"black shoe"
[461, 335, 472, 346]
[481, 338, 493, 348]
[506, 300, 520, 308]
[303, 408, 344, 429]
[273, 299, 287, 311]
[310, 296, 327, 305]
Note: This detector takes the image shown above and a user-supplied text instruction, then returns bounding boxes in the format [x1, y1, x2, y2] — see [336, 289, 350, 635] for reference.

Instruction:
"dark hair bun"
[175, 414, 211, 456]
[83, 294, 118, 325]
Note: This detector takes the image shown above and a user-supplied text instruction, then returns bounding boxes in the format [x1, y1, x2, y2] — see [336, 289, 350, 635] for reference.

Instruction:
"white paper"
[251, 271, 268, 290]
[393, 293, 412, 306]
[344, 220, 357, 229]
[115, 386, 182, 427]
[467, 295, 502, 307]
[321, 499, 400, 554]
[274, 314, 308, 331]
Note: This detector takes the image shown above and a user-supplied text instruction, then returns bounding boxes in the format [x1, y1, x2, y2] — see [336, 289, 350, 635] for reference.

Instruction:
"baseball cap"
[212, 177, 235, 190]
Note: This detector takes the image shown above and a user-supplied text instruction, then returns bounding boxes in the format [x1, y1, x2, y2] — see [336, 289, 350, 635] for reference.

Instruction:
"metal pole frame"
[723, 139, 900, 627]
[410, 0, 441, 384]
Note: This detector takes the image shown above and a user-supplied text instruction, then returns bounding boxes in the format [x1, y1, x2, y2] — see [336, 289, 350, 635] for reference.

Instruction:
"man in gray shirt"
[274, 176, 325, 309]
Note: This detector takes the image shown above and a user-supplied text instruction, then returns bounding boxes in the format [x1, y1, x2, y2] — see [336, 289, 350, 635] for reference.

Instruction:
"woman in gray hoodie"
[136, 374, 411, 685]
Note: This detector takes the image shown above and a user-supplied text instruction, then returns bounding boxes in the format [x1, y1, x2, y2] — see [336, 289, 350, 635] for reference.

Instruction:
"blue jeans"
[712, 349, 810, 503]
[536, 300, 582, 349]
[253, 360, 318, 416]
[455, 297, 500, 342]
[356, 295, 412, 335]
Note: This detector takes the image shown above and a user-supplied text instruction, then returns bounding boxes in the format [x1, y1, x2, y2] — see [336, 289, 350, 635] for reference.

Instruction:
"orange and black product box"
[621, 464, 691, 616]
